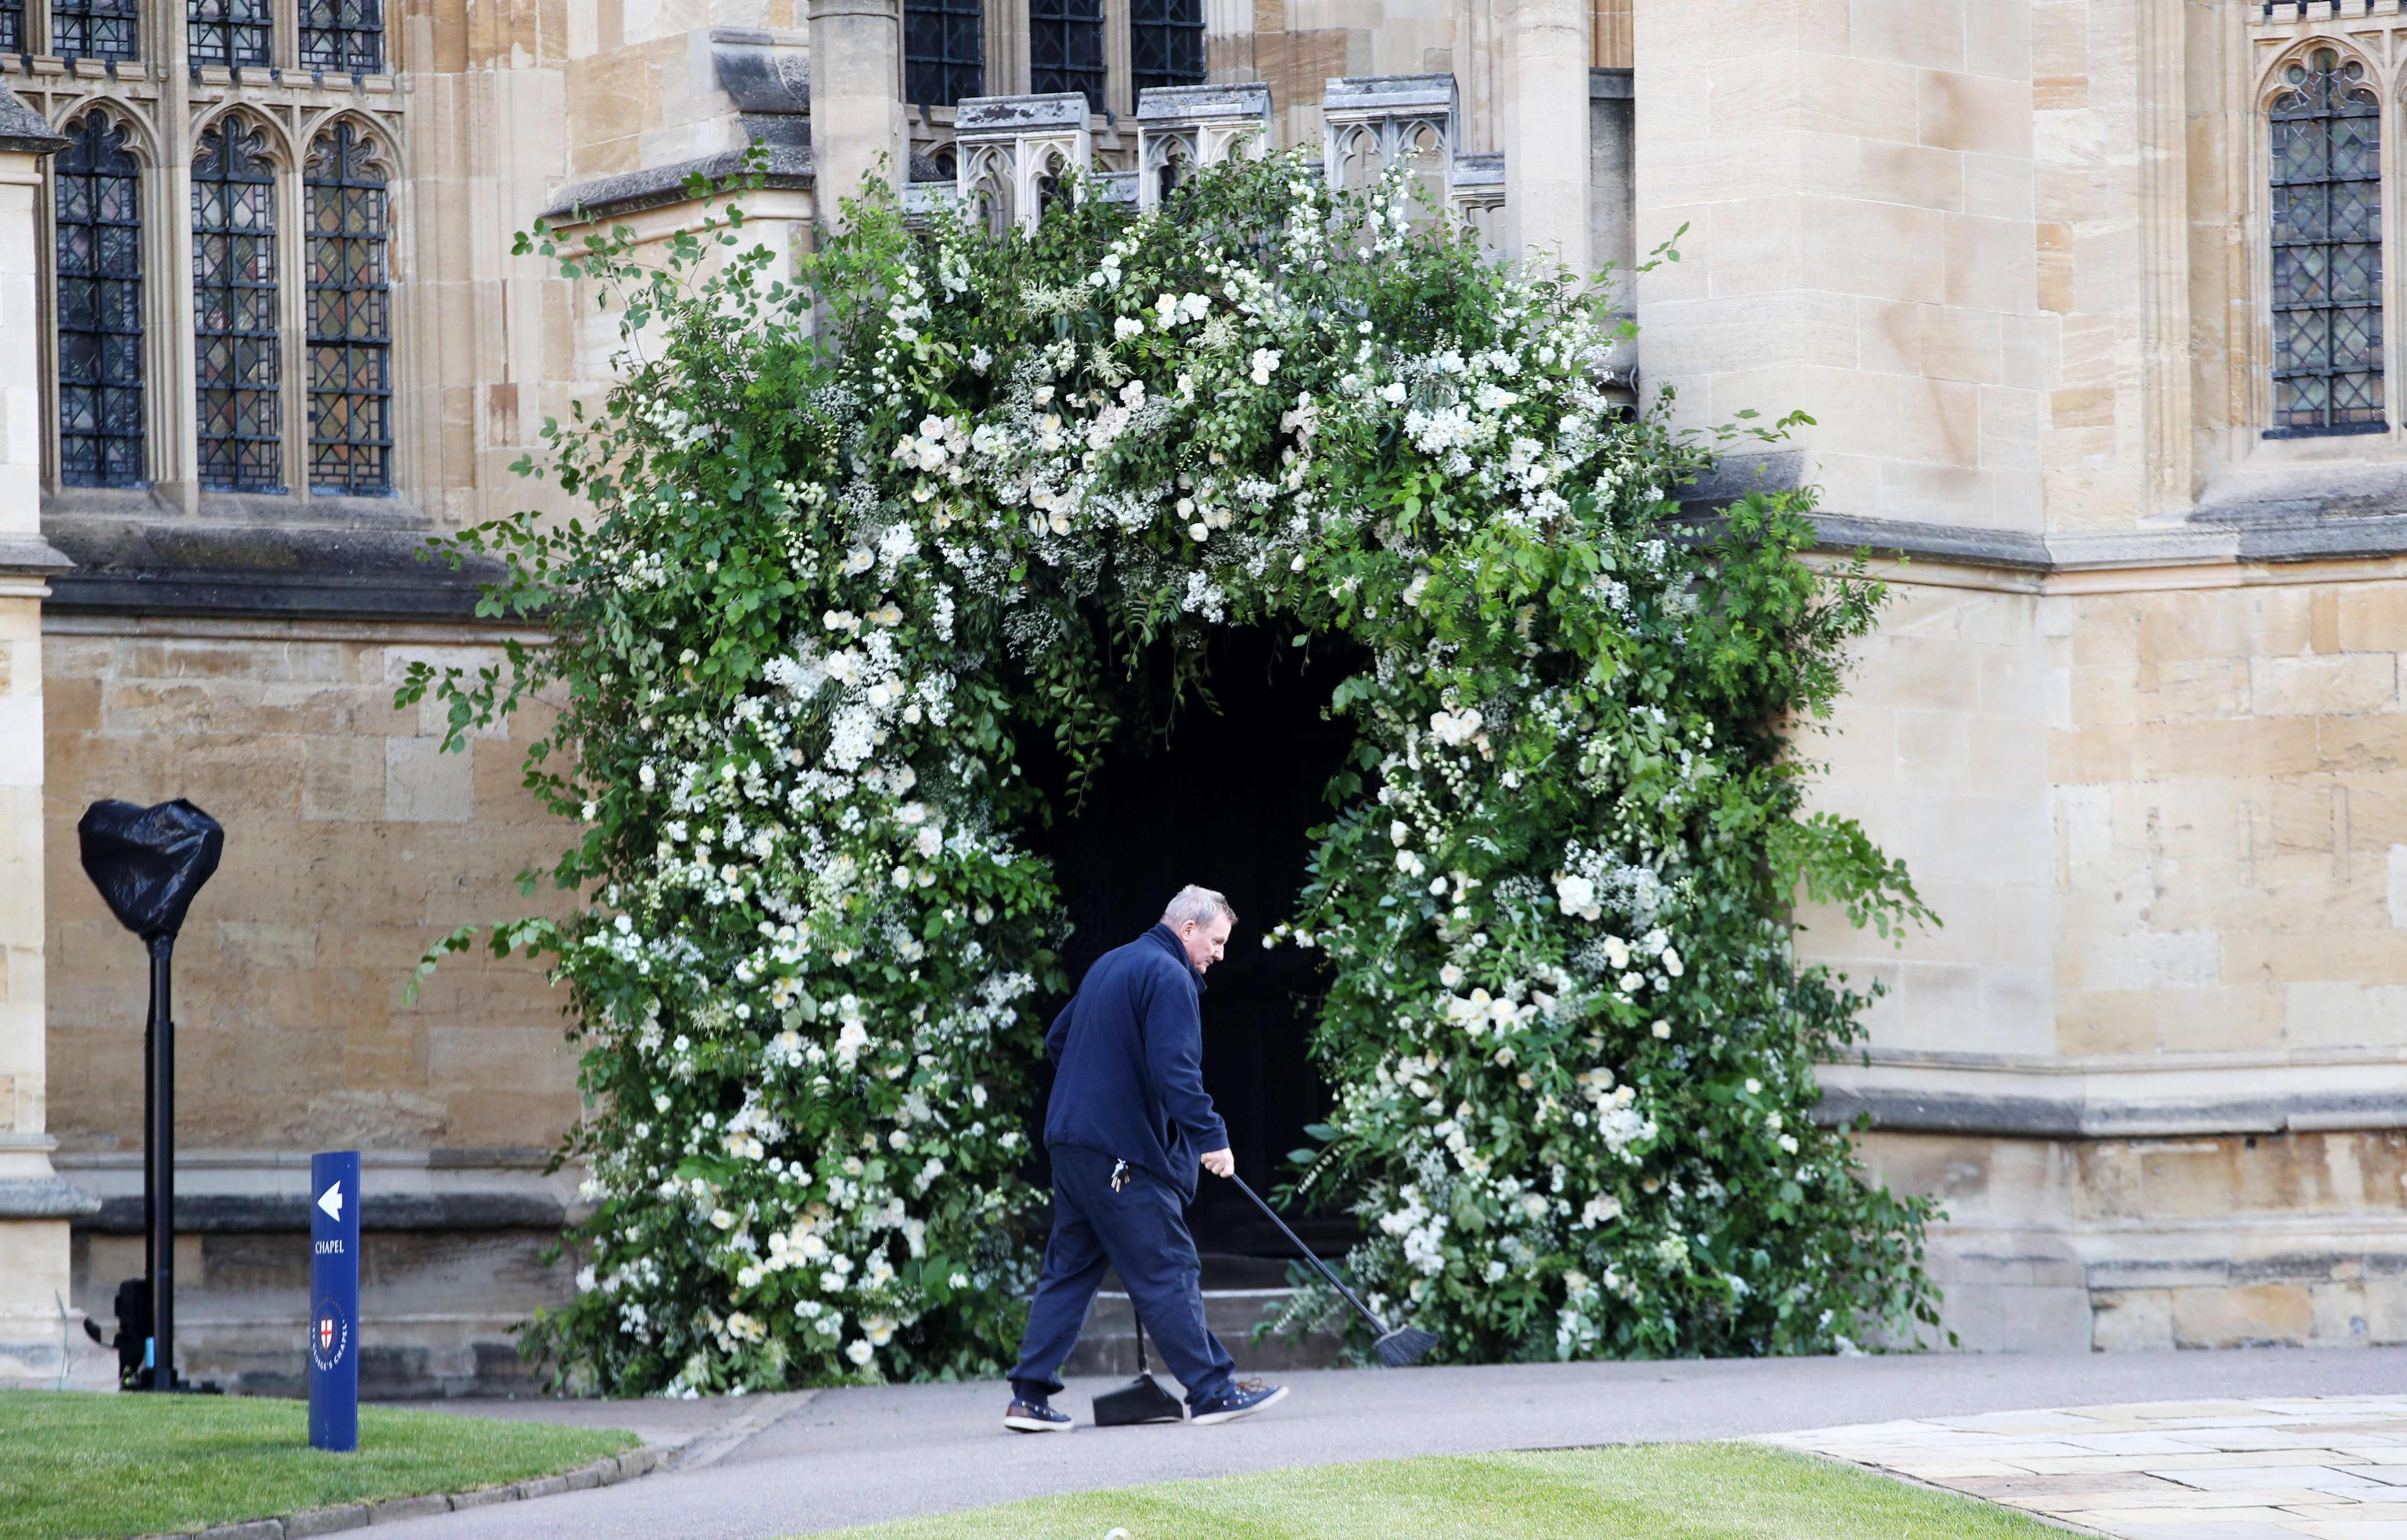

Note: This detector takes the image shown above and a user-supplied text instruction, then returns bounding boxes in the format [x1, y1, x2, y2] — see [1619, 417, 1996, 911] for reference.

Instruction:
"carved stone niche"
[1134, 82, 1273, 211]
[953, 93, 1092, 235]
[1321, 73, 1458, 204]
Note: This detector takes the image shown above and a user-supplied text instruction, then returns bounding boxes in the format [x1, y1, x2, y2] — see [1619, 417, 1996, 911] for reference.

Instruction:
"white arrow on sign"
[317, 1183, 344, 1221]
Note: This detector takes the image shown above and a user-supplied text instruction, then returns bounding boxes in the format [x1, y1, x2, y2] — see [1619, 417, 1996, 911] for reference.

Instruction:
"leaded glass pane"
[306, 123, 391, 495]
[193, 119, 281, 493]
[300, 0, 384, 73]
[56, 113, 144, 488]
[0, 1, 24, 53]
[903, 0, 981, 108]
[1029, 0, 1103, 114]
[52, 0, 138, 61]
[1130, 0, 1204, 96]
[189, 0, 272, 68]
[2270, 48, 2386, 435]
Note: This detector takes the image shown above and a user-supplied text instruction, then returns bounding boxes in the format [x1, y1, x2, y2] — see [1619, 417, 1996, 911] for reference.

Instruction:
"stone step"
[1060, 1287, 1346, 1375]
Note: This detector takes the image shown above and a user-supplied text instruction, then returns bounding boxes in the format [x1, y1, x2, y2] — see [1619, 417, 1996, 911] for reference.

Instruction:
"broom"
[1230, 1173, 1438, 1367]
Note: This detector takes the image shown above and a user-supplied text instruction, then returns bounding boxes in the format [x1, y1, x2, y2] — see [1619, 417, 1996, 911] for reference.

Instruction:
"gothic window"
[51, 0, 138, 61]
[2270, 47, 2386, 435]
[904, 0, 982, 108]
[1030, 0, 1104, 114]
[55, 113, 144, 488]
[0, 0, 23, 54]
[300, 0, 384, 74]
[189, 0, 272, 68]
[1130, 0, 1204, 97]
[192, 119, 280, 492]
[306, 124, 391, 495]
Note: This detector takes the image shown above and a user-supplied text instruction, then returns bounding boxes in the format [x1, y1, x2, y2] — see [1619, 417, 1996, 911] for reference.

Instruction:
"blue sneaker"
[1189, 1378, 1289, 1426]
[1004, 1397, 1074, 1433]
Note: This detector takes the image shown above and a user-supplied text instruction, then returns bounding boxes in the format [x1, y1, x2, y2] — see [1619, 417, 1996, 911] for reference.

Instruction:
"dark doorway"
[1021, 627, 1360, 1257]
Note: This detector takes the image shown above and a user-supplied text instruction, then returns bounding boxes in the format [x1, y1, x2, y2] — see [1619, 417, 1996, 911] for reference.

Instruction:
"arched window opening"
[1030, 0, 1104, 114]
[2270, 47, 2386, 435]
[51, 0, 138, 61]
[904, 0, 981, 109]
[300, 0, 384, 74]
[1130, 0, 1204, 97]
[193, 119, 281, 492]
[306, 123, 392, 495]
[55, 112, 144, 488]
[189, 0, 271, 67]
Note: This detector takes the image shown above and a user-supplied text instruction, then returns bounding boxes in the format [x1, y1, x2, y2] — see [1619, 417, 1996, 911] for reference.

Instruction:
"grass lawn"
[0, 1390, 640, 1540]
[808, 1441, 2066, 1540]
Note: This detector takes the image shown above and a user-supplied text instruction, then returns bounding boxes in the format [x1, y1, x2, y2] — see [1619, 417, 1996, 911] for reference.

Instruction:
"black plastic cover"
[78, 799, 225, 941]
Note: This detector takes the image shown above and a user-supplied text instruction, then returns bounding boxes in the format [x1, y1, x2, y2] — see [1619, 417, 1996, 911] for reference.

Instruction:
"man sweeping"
[1004, 885, 1290, 1431]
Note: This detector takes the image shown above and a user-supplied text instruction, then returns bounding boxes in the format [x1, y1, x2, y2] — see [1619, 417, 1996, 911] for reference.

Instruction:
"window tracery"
[193, 118, 282, 492]
[300, 0, 384, 74]
[305, 122, 391, 495]
[189, 0, 272, 68]
[904, 0, 982, 108]
[1029, 0, 1104, 114]
[55, 112, 144, 488]
[1129, 0, 1204, 98]
[51, 0, 140, 61]
[2269, 46, 2386, 435]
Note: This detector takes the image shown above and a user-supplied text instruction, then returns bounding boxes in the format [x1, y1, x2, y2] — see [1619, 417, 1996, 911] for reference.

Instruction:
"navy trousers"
[1009, 1144, 1236, 1408]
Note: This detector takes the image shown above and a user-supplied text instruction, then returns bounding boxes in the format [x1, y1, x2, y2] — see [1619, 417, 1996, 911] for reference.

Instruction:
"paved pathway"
[372, 1349, 2407, 1538]
[1771, 1397, 2407, 1540]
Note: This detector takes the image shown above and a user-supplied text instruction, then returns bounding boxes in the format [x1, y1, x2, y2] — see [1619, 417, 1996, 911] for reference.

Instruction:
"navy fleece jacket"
[1043, 922, 1228, 1201]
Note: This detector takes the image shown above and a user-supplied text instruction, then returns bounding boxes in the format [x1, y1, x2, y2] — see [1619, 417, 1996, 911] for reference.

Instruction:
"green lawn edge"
[800, 1442, 2072, 1540]
[0, 1390, 642, 1540]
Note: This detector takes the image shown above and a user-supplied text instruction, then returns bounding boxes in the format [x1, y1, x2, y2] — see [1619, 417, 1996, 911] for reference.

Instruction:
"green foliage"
[406, 153, 1940, 1394]
[0, 1390, 635, 1540]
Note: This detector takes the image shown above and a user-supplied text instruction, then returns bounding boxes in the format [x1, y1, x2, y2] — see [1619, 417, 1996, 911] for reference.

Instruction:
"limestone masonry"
[2, 0, 2401, 1389]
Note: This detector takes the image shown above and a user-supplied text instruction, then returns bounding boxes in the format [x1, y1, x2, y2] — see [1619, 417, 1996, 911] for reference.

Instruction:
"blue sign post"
[308, 1150, 360, 1452]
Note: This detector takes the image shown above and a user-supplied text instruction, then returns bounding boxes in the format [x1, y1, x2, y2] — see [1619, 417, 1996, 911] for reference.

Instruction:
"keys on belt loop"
[1110, 1159, 1130, 1192]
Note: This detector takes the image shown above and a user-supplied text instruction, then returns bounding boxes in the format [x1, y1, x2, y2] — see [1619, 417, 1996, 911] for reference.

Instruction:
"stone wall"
[44, 617, 579, 1393]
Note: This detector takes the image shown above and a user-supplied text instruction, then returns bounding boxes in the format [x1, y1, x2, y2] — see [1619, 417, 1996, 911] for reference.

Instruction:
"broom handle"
[1228, 1173, 1392, 1336]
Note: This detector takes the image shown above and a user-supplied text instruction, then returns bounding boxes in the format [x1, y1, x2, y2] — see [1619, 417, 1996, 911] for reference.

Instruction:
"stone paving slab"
[1767, 1397, 2407, 1540]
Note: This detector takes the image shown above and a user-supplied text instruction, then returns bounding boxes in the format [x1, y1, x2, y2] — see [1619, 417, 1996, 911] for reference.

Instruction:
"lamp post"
[78, 799, 223, 1393]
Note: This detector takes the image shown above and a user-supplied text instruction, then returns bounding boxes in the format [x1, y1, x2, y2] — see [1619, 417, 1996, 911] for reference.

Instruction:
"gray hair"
[1161, 885, 1236, 929]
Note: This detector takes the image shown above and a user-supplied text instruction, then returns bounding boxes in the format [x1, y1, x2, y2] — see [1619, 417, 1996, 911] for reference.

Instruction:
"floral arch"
[407, 157, 1941, 1394]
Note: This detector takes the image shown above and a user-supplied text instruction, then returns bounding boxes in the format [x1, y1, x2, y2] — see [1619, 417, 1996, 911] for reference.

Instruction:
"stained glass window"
[2270, 47, 2386, 435]
[189, 0, 272, 68]
[51, 0, 139, 61]
[193, 119, 281, 492]
[0, 0, 23, 54]
[1130, 0, 1204, 97]
[301, 0, 384, 74]
[306, 124, 391, 495]
[1030, 0, 1104, 114]
[904, 0, 982, 108]
[56, 113, 144, 488]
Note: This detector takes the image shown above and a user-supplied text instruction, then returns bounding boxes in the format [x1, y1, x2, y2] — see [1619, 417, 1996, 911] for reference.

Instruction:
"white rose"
[846, 1340, 875, 1365]
[1553, 874, 1596, 916]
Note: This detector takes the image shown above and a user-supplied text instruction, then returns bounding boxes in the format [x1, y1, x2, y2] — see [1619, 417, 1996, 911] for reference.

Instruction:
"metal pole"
[148, 934, 174, 1392]
[141, 987, 154, 1353]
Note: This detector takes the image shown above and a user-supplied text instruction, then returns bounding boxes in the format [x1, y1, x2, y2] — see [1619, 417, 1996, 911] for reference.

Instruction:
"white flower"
[1651, 1020, 1671, 1040]
[846, 1340, 875, 1366]
[863, 1314, 897, 1346]
[1660, 946, 1684, 978]
[950, 1271, 970, 1289]
[1189, 521, 1210, 542]
[1602, 936, 1631, 970]
[1745, 1078, 1762, 1095]
[1114, 316, 1145, 341]
[1778, 1133, 1800, 1154]
[824, 609, 860, 634]
[1390, 820, 1410, 847]
[1249, 347, 1282, 386]
[1553, 874, 1597, 919]
[1439, 964, 1463, 988]
[1380, 381, 1407, 404]
[710, 1209, 737, 1230]
[1429, 708, 1483, 746]
[845, 547, 875, 574]
[915, 826, 943, 858]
